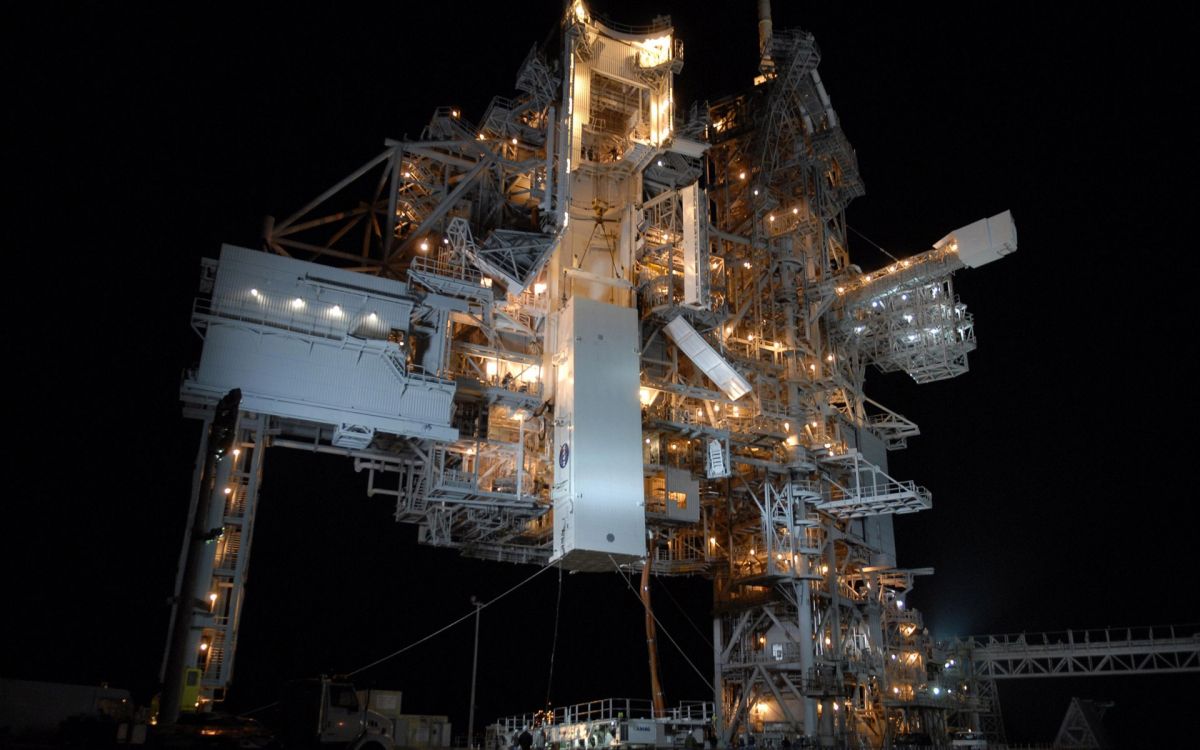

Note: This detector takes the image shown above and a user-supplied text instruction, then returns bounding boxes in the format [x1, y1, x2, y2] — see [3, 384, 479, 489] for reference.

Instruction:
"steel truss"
[934, 624, 1200, 746]
[954, 623, 1200, 679]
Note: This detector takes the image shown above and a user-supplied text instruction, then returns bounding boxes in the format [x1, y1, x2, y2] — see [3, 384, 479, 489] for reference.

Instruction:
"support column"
[866, 573, 884, 665]
[713, 616, 725, 746]
[819, 534, 841, 748]
[794, 579, 817, 738]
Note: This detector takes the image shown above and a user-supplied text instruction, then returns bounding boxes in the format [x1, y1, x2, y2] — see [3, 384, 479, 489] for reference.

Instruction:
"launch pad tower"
[164, 2, 1019, 745]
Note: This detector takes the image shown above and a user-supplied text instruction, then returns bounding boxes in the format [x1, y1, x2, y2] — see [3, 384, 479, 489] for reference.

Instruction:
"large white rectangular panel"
[211, 244, 414, 337]
[189, 326, 457, 442]
[186, 245, 457, 442]
[664, 316, 752, 400]
[550, 297, 645, 570]
[681, 183, 706, 308]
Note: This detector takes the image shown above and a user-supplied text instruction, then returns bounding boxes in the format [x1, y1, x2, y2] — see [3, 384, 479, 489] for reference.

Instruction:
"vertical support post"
[159, 416, 210, 688]
[794, 579, 816, 738]
[820, 536, 841, 747]
[866, 574, 884, 722]
[713, 616, 725, 746]
[384, 144, 403, 262]
[516, 413, 526, 499]
[544, 106, 556, 218]
[468, 596, 483, 750]
[642, 544, 666, 716]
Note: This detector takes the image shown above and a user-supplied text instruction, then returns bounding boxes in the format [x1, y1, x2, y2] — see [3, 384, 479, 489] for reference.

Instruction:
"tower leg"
[161, 393, 267, 721]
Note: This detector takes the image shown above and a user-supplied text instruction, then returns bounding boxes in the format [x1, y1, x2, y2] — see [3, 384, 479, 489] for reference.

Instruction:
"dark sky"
[10, 2, 1196, 746]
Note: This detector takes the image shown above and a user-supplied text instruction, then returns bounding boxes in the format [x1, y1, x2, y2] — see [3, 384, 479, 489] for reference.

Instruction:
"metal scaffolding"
[163, 2, 1070, 746]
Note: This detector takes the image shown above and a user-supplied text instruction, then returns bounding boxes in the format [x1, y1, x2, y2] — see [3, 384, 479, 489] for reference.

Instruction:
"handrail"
[586, 10, 673, 36]
[947, 623, 1200, 652]
[410, 253, 483, 284]
[494, 697, 714, 731]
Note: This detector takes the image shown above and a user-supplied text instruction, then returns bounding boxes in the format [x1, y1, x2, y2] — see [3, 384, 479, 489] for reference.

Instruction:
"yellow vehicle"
[180, 668, 203, 713]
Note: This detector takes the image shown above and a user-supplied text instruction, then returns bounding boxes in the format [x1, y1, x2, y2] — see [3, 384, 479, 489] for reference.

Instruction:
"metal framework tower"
[940, 624, 1200, 745]
[165, 2, 1031, 744]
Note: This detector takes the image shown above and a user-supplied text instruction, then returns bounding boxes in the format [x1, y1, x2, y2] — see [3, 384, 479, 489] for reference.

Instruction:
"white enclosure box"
[551, 297, 646, 570]
[936, 210, 1017, 268]
[625, 721, 664, 746]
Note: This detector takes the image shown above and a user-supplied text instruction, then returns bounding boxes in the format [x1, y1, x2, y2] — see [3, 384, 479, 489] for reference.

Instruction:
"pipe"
[642, 541, 667, 716]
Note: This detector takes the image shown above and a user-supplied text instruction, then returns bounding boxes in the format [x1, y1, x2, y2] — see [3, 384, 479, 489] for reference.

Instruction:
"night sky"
[11, 2, 1196, 746]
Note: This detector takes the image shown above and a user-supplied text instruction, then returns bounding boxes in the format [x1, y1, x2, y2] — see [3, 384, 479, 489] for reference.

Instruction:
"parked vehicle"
[279, 678, 394, 750]
[950, 730, 987, 748]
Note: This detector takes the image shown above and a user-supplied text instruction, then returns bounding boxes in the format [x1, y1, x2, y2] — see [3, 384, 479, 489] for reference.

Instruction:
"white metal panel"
[212, 245, 414, 337]
[189, 325, 457, 442]
[935, 210, 1018, 268]
[571, 63, 588, 167]
[664, 316, 752, 400]
[667, 136, 709, 158]
[593, 40, 636, 80]
[650, 82, 672, 146]
[192, 245, 456, 442]
[857, 428, 897, 568]
[681, 183, 704, 307]
[665, 467, 700, 523]
[551, 297, 646, 570]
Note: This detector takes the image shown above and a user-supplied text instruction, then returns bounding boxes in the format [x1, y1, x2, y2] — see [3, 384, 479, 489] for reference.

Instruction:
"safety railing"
[585, 10, 673, 36]
[193, 295, 357, 342]
[410, 253, 482, 284]
[496, 697, 714, 734]
[950, 623, 1200, 652]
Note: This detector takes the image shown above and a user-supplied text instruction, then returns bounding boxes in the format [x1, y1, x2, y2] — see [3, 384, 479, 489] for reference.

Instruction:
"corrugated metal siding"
[593, 42, 637, 80]
[210, 244, 412, 338]
[571, 66, 588, 163]
[399, 386, 454, 423]
[196, 326, 452, 430]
